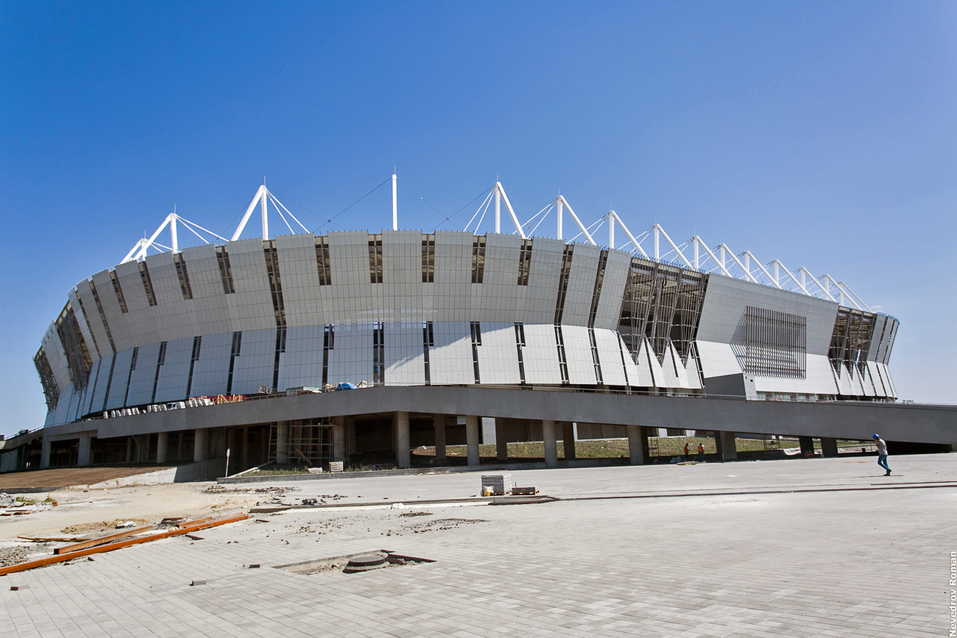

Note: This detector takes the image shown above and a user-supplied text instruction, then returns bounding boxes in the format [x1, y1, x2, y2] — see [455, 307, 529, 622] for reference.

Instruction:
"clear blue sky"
[1, 2, 955, 437]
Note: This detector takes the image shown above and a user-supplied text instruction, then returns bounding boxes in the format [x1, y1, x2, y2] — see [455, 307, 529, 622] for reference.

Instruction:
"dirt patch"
[0, 544, 36, 569]
[0, 466, 177, 490]
[61, 519, 154, 534]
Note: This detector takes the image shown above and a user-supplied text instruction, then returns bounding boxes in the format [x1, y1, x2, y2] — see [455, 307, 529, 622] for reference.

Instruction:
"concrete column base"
[433, 414, 446, 461]
[333, 417, 346, 462]
[820, 437, 839, 457]
[562, 422, 576, 460]
[627, 425, 645, 465]
[495, 419, 508, 462]
[798, 436, 815, 456]
[40, 437, 51, 469]
[465, 415, 480, 466]
[543, 420, 558, 468]
[77, 433, 91, 467]
[395, 411, 410, 469]
[716, 431, 737, 462]
[156, 431, 168, 464]
[276, 422, 289, 464]
[193, 428, 207, 463]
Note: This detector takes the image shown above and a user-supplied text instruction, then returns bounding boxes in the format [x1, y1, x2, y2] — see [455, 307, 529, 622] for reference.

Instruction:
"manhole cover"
[276, 551, 434, 576]
[344, 554, 387, 573]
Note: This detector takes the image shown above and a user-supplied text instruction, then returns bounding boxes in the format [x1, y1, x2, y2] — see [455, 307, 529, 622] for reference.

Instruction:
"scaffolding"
[268, 419, 334, 466]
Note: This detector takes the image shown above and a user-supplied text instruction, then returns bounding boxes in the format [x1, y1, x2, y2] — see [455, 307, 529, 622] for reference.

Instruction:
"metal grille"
[55, 305, 92, 390]
[173, 254, 193, 300]
[422, 235, 435, 283]
[828, 307, 876, 373]
[139, 262, 157, 306]
[369, 235, 383, 284]
[34, 347, 59, 409]
[315, 236, 331, 285]
[618, 257, 707, 364]
[554, 245, 573, 324]
[739, 306, 807, 378]
[471, 236, 486, 284]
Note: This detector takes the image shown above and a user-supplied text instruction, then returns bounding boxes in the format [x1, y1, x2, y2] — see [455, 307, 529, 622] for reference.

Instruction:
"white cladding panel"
[433, 231, 472, 323]
[276, 233, 321, 329]
[230, 328, 277, 395]
[751, 354, 838, 396]
[88, 355, 113, 414]
[326, 323, 374, 387]
[696, 341, 744, 379]
[430, 321, 473, 385]
[522, 324, 563, 385]
[594, 329, 627, 386]
[385, 321, 425, 386]
[225, 237, 276, 333]
[125, 343, 161, 406]
[189, 332, 232, 397]
[562, 325, 597, 385]
[523, 238, 563, 324]
[75, 279, 112, 361]
[82, 357, 104, 415]
[154, 337, 194, 402]
[560, 245, 600, 326]
[50, 381, 75, 426]
[594, 251, 630, 331]
[479, 235, 525, 323]
[277, 325, 323, 390]
[105, 349, 135, 410]
[476, 322, 522, 385]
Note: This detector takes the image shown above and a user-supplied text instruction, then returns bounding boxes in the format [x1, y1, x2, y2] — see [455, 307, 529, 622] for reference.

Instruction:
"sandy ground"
[0, 466, 178, 490]
[0, 482, 288, 568]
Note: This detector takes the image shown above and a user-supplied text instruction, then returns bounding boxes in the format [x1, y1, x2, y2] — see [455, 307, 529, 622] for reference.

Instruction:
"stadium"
[7, 179, 955, 476]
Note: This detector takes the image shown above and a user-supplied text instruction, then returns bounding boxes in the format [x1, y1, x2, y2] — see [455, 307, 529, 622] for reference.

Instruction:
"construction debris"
[0, 514, 248, 576]
[54, 526, 153, 555]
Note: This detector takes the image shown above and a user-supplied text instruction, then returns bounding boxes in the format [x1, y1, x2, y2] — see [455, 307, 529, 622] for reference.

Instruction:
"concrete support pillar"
[542, 420, 558, 468]
[242, 427, 249, 469]
[276, 422, 289, 464]
[126, 437, 134, 464]
[562, 422, 576, 460]
[177, 431, 185, 461]
[715, 431, 737, 462]
[627, 425, 645, 465]
[465, 415, 480, 466]
[798, 436, 815, 456]
[193, 428, 207, 463]
[76, 433, 91, 467]
[140, 435, 152, 462]
[40, 437, 52, 469]
[820, 437, 839, 457]
[395, 411, 410, 469]
[495, 419, 508, 462]
[433, 414, 446, 461]
[333, 417, 346, 462]
[156, 431, 168, 464]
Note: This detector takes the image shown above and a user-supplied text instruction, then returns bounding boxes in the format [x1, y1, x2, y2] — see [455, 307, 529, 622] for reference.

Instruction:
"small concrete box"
[329, 461, 344, 472]
[481, 474, 513, 495]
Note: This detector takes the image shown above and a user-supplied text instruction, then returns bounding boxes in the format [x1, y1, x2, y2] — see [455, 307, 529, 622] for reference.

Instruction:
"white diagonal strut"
[556, 195, 595, 245]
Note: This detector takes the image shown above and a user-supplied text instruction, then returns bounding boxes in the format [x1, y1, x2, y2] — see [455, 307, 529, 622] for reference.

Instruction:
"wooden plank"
[18, 536, 91, 543]
[54, 526, 153, 555]
[177, 516, 212, 528]
[0, 514, 248, 577]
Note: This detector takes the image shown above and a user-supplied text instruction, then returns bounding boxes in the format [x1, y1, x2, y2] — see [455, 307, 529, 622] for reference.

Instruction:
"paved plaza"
[2, 453, 955, 637]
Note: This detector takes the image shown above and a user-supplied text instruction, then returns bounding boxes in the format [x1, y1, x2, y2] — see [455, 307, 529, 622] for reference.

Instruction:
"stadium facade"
[14, 182, 955, 475]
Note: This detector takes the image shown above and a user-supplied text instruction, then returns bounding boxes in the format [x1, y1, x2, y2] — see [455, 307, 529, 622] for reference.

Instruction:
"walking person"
[873, 434, 891, 476]
[697, 442, 705, 462]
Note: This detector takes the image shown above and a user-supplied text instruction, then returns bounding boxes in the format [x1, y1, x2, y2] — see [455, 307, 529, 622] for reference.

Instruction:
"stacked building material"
[481, 474, 513, 495]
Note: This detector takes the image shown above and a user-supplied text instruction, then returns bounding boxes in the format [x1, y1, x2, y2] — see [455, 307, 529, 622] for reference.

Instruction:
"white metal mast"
[392, 171, 398, 231]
